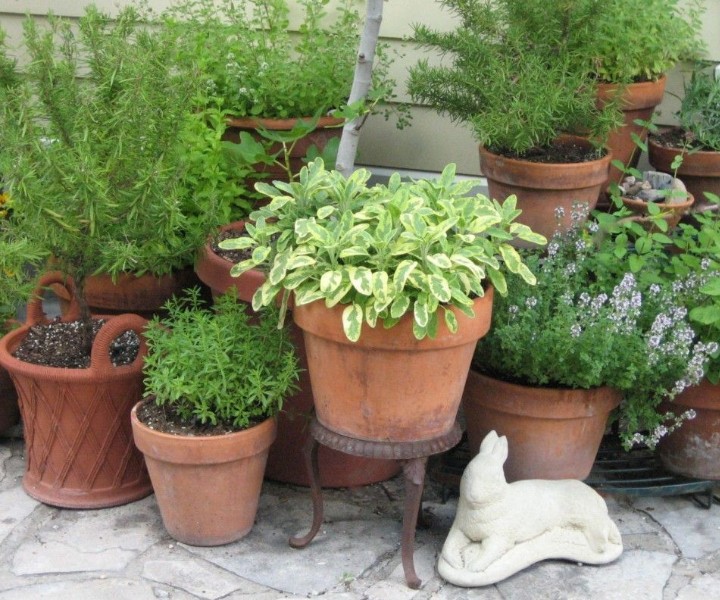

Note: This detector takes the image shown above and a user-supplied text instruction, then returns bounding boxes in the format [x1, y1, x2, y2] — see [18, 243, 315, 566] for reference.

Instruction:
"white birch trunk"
[335, 0, 384, 178]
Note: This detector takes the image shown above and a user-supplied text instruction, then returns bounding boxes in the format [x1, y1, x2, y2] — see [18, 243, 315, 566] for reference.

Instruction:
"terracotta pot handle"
[25, 271, 82, 326]
[89, 313, 148, 373]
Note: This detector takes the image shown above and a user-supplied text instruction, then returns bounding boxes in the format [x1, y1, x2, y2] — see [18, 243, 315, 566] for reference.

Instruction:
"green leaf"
[320, 270, 343, 294]
[414, 298, 430, 327]
[428, 274, 452, 303]
[317, 205, 336, 219]
[251, 246, 271, 263]
[393, 260, 417, 291]
[700, 278, 720, 296]
[268, 252, 289, 285]
[349, 267, 373, 295]
[218, 236, 255, 250]
[294, 288, 325, 306]
[342, 304, 364, 342]
[285, 255, 316, 269]
[427, 253, 452, 269]
[372, 271, 390, 300]
[690, 305, 720, 326]
[444, 309, 458, 334]
[339, 246, 370, 259]
[486, 267, 507, 295]
[390, 295, 411, 319]
[499, 243, 522, 273]
[325, 282, 353, 307]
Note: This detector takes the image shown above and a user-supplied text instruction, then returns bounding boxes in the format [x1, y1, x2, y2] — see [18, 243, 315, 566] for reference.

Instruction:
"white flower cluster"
[627, 409, 698, 451]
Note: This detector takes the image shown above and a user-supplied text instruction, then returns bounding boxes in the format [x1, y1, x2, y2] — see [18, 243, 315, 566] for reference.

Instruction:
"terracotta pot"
[479, 136, 611, 241]
[621, 193, 695, 230]
[293, 290, 494, 443]
[131, 402, 276, 546]
[52, 269, 204, 319]
[194, 225, 401, 486]
[223, 115, 343, 181]
[598, 77, 667, 189]
[648, 133, 720, 210]
[0, 273, 152, 508]
[463, 370, 621, 482]
[657, 379, 720, 480]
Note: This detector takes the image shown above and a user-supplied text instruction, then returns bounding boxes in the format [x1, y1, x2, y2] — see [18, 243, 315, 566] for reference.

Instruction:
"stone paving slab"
[0, 435, 719, 599]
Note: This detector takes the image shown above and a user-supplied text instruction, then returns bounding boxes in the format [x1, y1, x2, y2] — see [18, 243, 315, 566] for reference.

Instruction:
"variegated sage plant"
[219, 159, 545, 341]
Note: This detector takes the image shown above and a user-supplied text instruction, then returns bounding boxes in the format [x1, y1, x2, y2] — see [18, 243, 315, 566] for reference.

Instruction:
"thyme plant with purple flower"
[475, 208, 715, 449]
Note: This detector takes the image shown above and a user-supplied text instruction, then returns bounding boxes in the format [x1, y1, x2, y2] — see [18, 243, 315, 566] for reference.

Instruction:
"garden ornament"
[438, 431, 623, 586]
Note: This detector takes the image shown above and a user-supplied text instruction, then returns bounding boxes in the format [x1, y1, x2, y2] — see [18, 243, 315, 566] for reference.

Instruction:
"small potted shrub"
[598, 206, 720, 478]
[0, 6, 223, 508]
[221, 159, 545, 444]
[131, 289, 299, 546]
[649, 67, 720, 211]
[407, 0, 619, 239]
[165, 0, 404, 180]
[467, 208, 714, 481]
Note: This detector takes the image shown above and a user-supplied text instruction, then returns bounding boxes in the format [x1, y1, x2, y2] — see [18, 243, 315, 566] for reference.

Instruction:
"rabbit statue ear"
[479, 430, 499, 455]
[494, 435, 509, 464]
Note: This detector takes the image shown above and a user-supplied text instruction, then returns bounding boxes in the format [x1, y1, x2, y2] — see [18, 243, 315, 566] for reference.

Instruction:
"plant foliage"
[475, 209, 716, 449]
[678, 66, 720, 152]
[221, 159, 545, 341]
[142, 289, 299, 430]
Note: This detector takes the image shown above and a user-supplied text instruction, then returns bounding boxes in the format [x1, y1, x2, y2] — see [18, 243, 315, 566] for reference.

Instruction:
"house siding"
[1, 0, 718, 175]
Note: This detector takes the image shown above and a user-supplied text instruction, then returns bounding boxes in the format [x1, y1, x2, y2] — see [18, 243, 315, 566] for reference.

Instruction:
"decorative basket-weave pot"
[463, 370, 621, 482]
[293, 290, 494, 443]
[0, 273, 151, 508]
[132, 402, 276, 546]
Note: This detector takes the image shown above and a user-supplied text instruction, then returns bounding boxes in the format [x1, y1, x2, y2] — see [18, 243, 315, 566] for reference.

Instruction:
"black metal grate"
[430, 434, 719, 508]
[585, 436, 718, 508]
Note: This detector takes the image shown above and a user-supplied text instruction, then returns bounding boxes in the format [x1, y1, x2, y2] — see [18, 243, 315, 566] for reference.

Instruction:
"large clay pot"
[463, 370, 621, 482]
[479, 136, 611, 241]
[648, 134, 720, 210]
[0, 273, 152, 508]
[195, 224, 401, 486]
[598, 77, 667, 189]
[52, 269, 203, 319]
[293, 291, 494, 443]
[657, 379, 720, 480]
[131, 402, 276, 546]
[223, 115, 343, 181]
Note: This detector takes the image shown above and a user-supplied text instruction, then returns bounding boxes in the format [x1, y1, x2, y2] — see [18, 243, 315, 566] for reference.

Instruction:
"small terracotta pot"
[195, 224, 401, 486]
[657, 379, 720, 480]
[293, 291, 494, 443]
[223, 115, 343, 181]
[597, 77, 667, 189]
[648, 133, 720, 209]
[479, 136, 611, 241]
[463, 370, 621, 482]
[621, 193, 695, 230]
[131, 402, 276, 546]
[0, 273, 152, 508]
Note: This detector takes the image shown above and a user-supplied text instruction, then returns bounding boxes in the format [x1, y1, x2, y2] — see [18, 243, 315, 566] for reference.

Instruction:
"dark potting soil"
[212, 228, 253, 263]
[502, 140, 604, 164]
[137, 400, 258, 436]
[652, 128, 710, 152]
[12, 318, 140, 368]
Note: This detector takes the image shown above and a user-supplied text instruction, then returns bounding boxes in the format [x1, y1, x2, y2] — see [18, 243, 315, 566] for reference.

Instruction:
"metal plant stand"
[289, 419, 462, 589]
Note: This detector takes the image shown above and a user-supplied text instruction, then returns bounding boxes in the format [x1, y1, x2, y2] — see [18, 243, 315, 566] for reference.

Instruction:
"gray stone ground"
[1, 428, 719, 600]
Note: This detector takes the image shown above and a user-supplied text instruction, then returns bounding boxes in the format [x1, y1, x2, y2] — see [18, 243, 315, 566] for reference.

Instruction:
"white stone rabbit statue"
[438, 430, 623, 586]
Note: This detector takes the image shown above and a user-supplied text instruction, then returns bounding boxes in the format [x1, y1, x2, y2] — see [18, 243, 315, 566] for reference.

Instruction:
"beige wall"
[2, 0, 719, 176]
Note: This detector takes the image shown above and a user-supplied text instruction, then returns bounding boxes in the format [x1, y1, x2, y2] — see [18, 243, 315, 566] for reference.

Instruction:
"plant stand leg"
[289, 437, 323, 549]
[401, 457, 428, 590]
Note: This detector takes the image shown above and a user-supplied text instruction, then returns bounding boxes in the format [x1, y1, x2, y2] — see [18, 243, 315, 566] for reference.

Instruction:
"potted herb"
[569, 0, 705, 187]
[131, 289, 299, 546]
[221, 159, 544, 444]
[649, 66, 720, 211]
[0, 6, 222, 318]
[165, 0, 404, 181]
[467, 209, 714, 481]
[598, 206, 720, 478]
[0, 6, 221, 508]
[407, 0, 619, 240]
